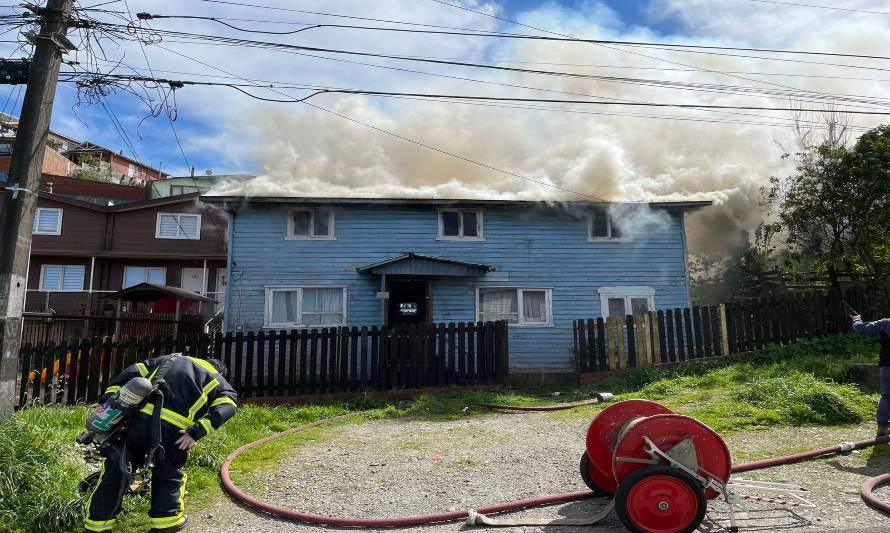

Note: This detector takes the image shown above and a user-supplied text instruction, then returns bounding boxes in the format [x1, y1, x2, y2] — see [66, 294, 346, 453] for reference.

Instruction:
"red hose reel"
[580, 400, 733, 533]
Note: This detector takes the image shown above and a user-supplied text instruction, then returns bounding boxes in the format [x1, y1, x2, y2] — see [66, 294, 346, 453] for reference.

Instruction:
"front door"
[387, 280, 429, 326]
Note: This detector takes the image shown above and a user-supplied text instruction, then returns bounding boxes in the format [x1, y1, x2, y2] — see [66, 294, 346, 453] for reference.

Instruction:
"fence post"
[625, 315, 637, 368]
[244, 331, 255, 399]
[665, 310, 676, 362]
[575, 320, 587, 373]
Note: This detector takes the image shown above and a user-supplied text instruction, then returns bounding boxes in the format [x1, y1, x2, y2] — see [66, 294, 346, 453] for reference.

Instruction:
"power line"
[58, 71, 890, 115]
[424, 0, 882, 116]
[131, 29, 890, 110]
[140, 13, 890, 62]
[746, 0, 890, 16]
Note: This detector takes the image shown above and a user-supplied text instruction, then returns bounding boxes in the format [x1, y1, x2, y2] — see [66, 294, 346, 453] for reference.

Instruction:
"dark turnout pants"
[84, 416, 188, 532]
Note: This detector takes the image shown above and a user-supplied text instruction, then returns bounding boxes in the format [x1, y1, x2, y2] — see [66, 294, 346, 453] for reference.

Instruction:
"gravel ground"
[191, 410, 890, 533]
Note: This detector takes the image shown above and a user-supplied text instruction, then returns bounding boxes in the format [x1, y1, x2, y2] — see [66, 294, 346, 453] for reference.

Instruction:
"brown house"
[63, 142, 166, 183]
[26, 192, 228, 323]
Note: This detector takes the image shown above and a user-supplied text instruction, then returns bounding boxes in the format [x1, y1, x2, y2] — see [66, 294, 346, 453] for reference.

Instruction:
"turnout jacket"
[103, 355, 238, 440]
[852, 318, 890, 367]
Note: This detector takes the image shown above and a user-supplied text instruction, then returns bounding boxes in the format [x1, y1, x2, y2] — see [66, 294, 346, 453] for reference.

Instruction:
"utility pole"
[0, 0, 74, 417]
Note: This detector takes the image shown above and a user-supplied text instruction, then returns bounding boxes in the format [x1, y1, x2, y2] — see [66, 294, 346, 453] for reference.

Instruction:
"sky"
[2, 0, 889, 255]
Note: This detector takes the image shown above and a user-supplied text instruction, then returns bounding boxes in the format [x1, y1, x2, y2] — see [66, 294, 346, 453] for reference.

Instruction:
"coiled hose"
[219, 409, 890, 527]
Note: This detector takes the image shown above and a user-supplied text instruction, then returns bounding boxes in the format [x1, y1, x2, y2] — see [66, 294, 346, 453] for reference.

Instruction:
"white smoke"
[205, 0, 890, 256]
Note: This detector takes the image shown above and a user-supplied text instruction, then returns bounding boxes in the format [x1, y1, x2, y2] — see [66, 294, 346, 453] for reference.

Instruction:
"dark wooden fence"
[16, 321, 509, 407]
[574, 289, 878, 373]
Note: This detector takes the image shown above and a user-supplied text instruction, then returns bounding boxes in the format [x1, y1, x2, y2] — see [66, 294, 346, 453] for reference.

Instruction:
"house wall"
[225, 203, 692, 373]
[39, 174, 147, 202]
[0, 145, 71, 176]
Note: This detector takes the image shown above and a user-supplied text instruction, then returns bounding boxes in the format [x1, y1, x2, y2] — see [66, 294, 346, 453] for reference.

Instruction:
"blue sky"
[0, 0, 685, 178]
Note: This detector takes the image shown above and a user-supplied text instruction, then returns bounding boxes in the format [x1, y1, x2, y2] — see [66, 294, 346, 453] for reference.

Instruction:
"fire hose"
[219, 405, 890, 529]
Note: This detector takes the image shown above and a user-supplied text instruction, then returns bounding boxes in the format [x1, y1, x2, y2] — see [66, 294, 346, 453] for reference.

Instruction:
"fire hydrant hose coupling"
[839, 442, 856, 453]
[466, 509, 480, 525]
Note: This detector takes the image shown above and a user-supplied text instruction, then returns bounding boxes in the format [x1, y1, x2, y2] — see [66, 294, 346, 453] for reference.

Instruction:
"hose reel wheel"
[615, 465, 707, 533]
[578, 452, 613, 497]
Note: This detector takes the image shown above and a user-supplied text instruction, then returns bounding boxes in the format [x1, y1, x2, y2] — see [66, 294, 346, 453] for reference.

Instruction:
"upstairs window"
[288, 208, 334, 239]
[127, 164, 136, 177]
[170, 185, 206, 196]
[438, 209, 482, 240]
[266, 286, 346, 327]
[588, 208, 624, 240]
[39, 265, 85, 291]
[156, 213, 201, 240]
[598, 286, 655, 319]
[32, 207, 62, 235]
[477, 287, 551, 326]
[123, 266, 166, 288]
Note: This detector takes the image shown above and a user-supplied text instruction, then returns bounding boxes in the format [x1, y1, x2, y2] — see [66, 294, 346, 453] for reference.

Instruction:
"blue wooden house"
[204, 196, 710, 378]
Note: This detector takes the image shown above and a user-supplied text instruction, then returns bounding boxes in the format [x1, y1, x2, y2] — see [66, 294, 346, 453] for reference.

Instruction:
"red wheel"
[579, 452, 613, 497]
[585, 400, 674, 494]
[612, 414, 731, 499]
[615, 466, 706, 533]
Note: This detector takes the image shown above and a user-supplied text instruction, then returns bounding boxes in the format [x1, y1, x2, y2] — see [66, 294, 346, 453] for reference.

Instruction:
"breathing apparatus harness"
[77, 354, 182, 480]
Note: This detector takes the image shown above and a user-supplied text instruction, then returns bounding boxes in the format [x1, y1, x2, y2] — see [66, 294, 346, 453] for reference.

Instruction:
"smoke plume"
[207, 0, 890, 257]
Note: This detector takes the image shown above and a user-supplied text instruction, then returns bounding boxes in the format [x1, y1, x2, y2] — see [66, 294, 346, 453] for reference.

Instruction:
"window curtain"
[272, 290, 300, 324]
[179, 215, 199, 239]
[158, 214, 179, 237]
[480, 289, 518, 323]
[302, 288, 343, 324]
[62, 266, 85, 291]
[33, 209, 59, 233]
[522, 290, 547, 323]
[41, 266, 61, 290]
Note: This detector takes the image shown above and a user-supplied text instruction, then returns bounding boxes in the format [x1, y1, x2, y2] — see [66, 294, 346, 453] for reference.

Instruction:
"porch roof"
[106, 282, 218, 303]
[357, 253, 493, 277]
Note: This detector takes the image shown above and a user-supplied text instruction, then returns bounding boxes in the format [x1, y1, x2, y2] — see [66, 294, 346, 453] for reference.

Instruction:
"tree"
[765, 124, 890, 295]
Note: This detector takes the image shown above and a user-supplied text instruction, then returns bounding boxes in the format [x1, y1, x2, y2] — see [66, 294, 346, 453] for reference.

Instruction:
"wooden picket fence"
[16, 321, 509, 407]
[574, 288, 875, 374]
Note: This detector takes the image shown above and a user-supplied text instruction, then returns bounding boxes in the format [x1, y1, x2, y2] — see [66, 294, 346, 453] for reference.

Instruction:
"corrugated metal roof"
[358, 253, 493, 276]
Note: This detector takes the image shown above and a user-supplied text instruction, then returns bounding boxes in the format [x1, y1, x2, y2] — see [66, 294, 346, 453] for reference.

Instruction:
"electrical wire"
[94, 22, 890, 110]
[141, 13, 890, 62]
[746, 0, 890, 16]
[424, 0, 883, 115]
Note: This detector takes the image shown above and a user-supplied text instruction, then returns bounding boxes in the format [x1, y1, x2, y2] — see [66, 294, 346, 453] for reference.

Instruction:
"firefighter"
[83, 355, 237, 532]
[851, 314, 890, 437]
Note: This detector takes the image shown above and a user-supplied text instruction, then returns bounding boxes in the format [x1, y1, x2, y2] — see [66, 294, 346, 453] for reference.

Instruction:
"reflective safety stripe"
[139, 403, 195, 430]
[136, 362, 148, 377]
[151, 473, 188, 528]
[187, 356, 219, 374]
[84, 517, 116, 532]
[104, 385, 121, 394]
[210, 396, 236, 408]
[187, 378, 219, 421]
[199, 418, 213, 434]
[150, 515, 186, 528]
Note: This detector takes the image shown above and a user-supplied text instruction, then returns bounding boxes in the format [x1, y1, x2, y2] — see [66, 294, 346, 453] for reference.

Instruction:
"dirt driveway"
[193, 409, 890, 532]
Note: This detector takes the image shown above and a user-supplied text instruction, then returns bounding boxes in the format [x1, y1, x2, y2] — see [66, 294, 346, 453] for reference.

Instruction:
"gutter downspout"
[679, 211, 692, 308]
[223, 201, 234, 333]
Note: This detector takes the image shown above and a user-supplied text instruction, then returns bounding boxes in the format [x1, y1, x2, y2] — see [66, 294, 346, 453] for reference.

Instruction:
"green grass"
[0, 333, 882, 532]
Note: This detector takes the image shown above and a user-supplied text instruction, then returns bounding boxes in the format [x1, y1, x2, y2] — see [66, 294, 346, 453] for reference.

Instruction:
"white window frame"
[587, 209, 630, 242]
[264, 286, 348, 328]
[475, 287, 553, 327]
[155, 212, 202, 240]
[437, 208, 484, 241]
[32, 207, 63, 235]
[286, 208, 336, 240]
[38, 264, 85, 292]
[597, 286, 656, 319]
[123, 266, 167, 288]
[127, 163, 136, 177]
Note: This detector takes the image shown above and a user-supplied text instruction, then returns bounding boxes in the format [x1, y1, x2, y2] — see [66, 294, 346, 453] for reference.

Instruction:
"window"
[438, 209, 483, 240]
[287, 208, 334, 239]
[39, 265, 85, 291]
[123, 266, 166, 288]
[156, 213, 201, 240]
[598, 286, 655, 319]
[169, 185, 207, 196]
[588, 208, 625, 240]
[127, 164, 136, 178]
[477, 287, 552, 326]
[265, 287, 346, 327]
[32, 207, 62, 235]
[0, 142, 12, 155]
[0, 171, 7, 182]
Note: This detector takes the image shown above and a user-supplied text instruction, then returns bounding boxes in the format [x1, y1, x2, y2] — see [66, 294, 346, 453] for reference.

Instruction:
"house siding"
[225, 203, 692, 373]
